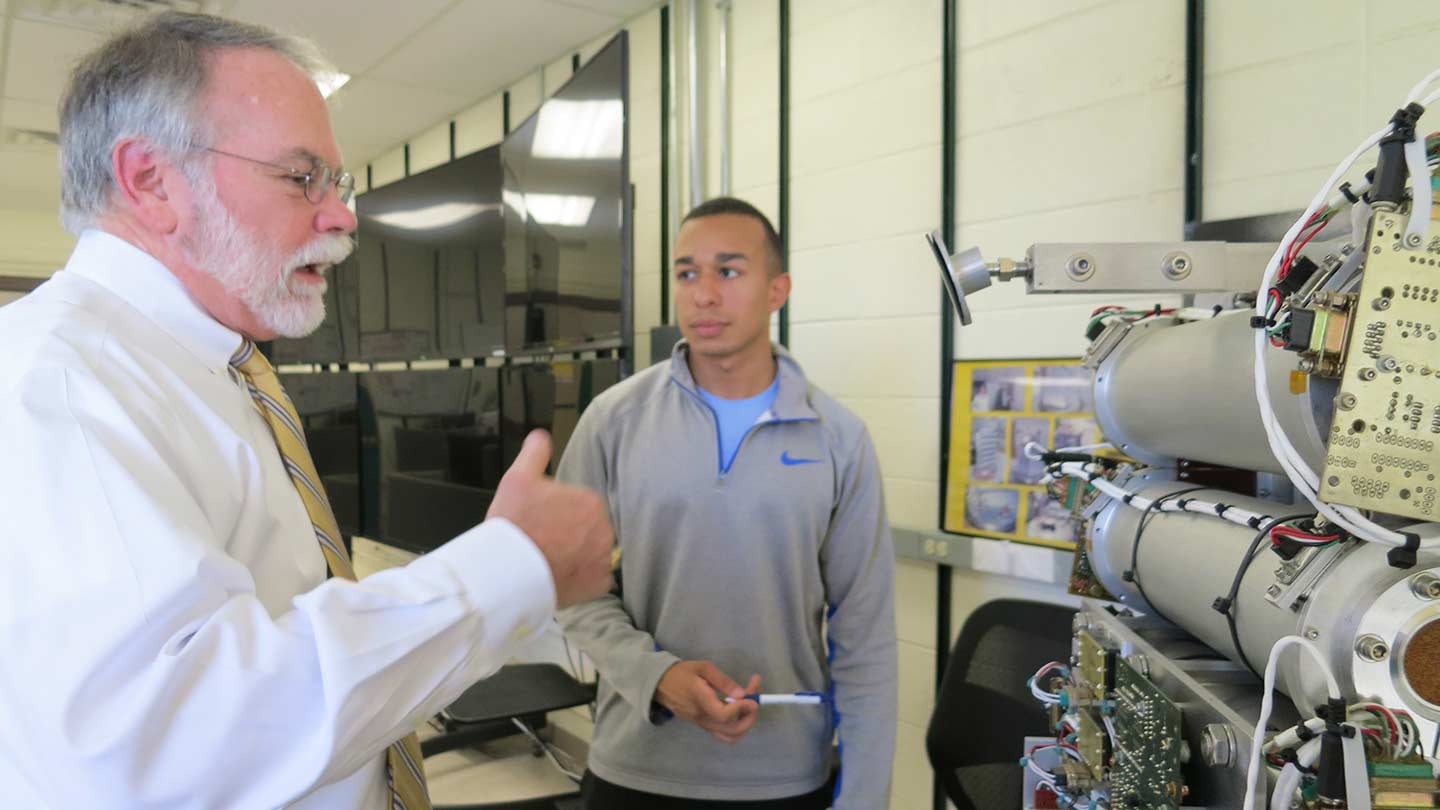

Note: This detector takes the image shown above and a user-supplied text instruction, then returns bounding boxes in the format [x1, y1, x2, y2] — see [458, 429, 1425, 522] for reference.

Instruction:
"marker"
[724, 692, 827, 706]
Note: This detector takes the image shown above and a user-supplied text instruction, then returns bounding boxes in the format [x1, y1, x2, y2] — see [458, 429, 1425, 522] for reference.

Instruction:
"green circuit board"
[1109, 659, 1185, 809]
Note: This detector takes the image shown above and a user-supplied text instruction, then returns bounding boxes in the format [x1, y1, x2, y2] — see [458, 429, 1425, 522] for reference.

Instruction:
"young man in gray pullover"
[558, 197, 898, 809]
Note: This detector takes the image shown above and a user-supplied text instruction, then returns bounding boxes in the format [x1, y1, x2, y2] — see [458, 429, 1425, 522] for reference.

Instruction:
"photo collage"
[943, 360, 1101, 548]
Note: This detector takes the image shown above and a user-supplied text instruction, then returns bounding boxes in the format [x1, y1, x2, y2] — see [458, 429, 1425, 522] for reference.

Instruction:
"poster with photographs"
[944, 359, 1102, 549]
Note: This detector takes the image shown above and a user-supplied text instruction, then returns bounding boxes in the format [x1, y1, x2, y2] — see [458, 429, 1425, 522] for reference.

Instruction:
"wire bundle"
[1249, 72, 1440, 552]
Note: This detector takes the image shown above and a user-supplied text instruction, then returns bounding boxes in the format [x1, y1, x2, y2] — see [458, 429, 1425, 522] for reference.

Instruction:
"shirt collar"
[62, 229, 245, 371]
[668, 339, 818, 421]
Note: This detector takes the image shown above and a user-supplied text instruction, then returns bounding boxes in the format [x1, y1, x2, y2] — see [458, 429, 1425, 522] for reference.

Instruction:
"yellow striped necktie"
[231, 340, 432, 810]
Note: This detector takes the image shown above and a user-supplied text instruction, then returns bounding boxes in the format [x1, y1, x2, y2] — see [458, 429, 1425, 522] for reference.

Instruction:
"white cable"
[1344, 730, 1374, 810]
[1269, 763, 1302, 810]
[510, 718, 583, 782]
[1269, 737, 1324, 810]
[1242, 635, 1341, 810]
[1405, 134, 1432, 241]
[1061, 442, 1114, 454]
[1407, 68, 1440, 103]
[1250, 111, 1409, 549]
[1048, 461, 1275, 530]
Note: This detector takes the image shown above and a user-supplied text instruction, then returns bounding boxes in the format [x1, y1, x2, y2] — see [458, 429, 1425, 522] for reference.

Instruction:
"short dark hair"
[681, 196, 785, 274]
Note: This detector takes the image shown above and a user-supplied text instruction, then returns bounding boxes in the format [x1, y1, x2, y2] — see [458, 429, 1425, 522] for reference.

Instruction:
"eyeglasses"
[202, 147, 355, 205]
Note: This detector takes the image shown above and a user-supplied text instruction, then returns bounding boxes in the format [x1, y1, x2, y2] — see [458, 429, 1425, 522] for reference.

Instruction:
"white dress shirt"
[0, 231, 556, 809]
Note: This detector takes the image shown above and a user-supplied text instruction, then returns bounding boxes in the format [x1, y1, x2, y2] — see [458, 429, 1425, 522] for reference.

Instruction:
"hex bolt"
[1339, 393, 1358, 410]
[1200, 724, 1235, 768]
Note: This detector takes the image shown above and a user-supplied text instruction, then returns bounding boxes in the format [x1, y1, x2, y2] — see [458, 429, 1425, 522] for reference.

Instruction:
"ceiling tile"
[326, 76, 470, 160]
[554, 0, 657, 18]
[364, 0, 617, 99]
[226, 0, 459, 74]
[2, 18, 106, 104]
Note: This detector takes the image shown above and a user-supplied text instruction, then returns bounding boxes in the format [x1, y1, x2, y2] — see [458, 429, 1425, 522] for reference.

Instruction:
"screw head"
[1161, 251, 1193, 281]
[1360, 368, 1377, 381]
[1067, 253, 1096, 282]
[1407, 233, 1424, 248]
[1305, 627, 1320, 640]
[1339, 393, 1358, 410]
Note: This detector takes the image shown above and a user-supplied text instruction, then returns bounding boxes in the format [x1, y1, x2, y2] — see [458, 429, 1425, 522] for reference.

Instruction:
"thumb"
[698, 662, 746, 700]
[504, 429, 553, 484]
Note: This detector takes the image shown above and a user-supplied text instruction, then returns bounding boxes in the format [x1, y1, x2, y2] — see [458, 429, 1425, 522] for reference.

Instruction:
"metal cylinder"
[1089, 479, 1299, 667]
[1092, 311, 1332, 475]
[1089, 478, 1440, 736]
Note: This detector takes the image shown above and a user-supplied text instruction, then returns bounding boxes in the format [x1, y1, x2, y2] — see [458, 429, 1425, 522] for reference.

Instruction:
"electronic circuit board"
[1073, 631, 1112, 777]
[1108, 659, 1186, 810]
[1320, 209, 1440, 520]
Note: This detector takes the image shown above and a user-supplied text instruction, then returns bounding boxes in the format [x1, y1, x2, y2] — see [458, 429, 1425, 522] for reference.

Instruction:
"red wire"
[1279, 213, 1330, 280]
[1272, 526, 1341, 541]
[1362, 704, 1400, 745]
[1029, 742, 1079, 756]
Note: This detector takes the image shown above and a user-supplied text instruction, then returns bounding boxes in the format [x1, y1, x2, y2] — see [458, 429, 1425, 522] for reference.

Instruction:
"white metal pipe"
[686, 0, 702, 207]
[717, 0, 732, 195]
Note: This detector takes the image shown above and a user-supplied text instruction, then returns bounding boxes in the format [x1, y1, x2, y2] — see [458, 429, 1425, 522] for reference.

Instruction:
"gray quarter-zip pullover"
[558, 341, 897, 807]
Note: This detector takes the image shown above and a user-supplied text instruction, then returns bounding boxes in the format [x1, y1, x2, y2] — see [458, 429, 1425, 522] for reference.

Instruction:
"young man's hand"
[655, 661, 763, 744]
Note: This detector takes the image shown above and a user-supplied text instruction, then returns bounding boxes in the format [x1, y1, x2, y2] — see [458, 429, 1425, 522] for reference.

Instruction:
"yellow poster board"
[944, 359, 1100, 549]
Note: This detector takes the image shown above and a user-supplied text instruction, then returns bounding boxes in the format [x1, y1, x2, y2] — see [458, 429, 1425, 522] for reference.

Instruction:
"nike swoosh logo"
[781, 451, 821, 466]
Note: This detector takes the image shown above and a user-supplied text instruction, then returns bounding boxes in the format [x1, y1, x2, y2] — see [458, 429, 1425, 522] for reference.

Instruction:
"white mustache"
[286, 235, 354, 272]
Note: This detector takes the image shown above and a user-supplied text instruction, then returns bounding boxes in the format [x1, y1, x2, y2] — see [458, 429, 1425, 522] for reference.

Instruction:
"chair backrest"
[925, 598, 1076, 810]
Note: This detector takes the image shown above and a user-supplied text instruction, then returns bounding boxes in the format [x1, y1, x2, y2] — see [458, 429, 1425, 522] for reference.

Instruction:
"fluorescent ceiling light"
[532, 100, 623, 159]
[523, 194, 596, 226]
[317, 72, 351, 99]
[370, 202, 495, 230]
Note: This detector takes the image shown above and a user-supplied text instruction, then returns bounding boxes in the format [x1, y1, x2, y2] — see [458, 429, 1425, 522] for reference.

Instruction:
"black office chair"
[926, 599, 1076, 810]
[423, 663, 595, 810]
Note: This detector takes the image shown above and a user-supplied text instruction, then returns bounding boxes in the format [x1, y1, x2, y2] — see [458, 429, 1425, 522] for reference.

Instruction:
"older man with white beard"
[0, 11, 615, 810]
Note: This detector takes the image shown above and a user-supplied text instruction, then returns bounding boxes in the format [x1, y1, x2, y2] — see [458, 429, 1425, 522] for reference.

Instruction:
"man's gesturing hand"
[488, 430, 615, 608]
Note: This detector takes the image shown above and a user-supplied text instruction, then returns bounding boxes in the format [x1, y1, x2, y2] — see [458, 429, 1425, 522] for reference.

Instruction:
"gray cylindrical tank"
[1092, 311, 1332, 475]
[1089, 478, 1440, 731]
[1089, 479, 1300, 668]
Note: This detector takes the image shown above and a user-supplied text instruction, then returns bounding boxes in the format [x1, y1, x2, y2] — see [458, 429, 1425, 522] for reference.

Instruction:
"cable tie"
[1087, 472, 1102, 483]
[1211, 596, 1232, 614]
[1388, 532, 1421, 569]
[1121, 570, 1134, 583]
[1211, 304, 1223, 317]
[1213, 503, 1229, 516]
[1296, 724, 1317, 743]
[1250, 316, 1268, 329]
[1122, 493, 1136, 505]
[1175, 498, 1192, 510]
[1248, 516, 1262, 529]
[1338, 182, 1359, 204]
